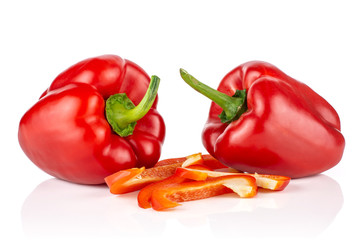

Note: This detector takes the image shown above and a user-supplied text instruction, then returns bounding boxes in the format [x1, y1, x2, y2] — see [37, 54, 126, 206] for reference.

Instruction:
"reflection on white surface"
[21, 174, 343, 240]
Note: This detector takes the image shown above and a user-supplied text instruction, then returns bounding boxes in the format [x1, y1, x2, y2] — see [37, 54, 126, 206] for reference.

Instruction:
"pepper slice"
[137, 164, 213, 209]
[104, 162, 183, 194]
[201, 154, 229, 169]
[181, 153, 204, 167]
[175, 167, 290, 191]
[154, 157, 187, 167]
[137, 174, 186, 209]
[105, 153, 205, 194]
[150, 175, 257, 211]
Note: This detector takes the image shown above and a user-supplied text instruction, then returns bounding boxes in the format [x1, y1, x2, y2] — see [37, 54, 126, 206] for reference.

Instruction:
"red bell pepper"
[18, 55, 165, 184]
[180, 62, 345, 178]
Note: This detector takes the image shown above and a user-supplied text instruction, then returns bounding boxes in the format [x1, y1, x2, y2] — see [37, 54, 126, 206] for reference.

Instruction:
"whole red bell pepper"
[18, 55, 165, 184]
[180, 61, 345, 178]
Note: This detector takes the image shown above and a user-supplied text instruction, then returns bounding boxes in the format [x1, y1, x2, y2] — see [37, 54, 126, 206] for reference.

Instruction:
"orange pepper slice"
[105, 152, 291, 211]
[137, 164, 213, 209]
[104, 167, 145, 194]
[150, 175, 258, 211]
[175, 167, 290, 191]
[104, 162, 184, 194]
[105, 153, 206, 194]
[201, 154, 229, 169]
[154, 154, 227, 169]
[154, 157, 187, 167]
[137, 174, 187, 209]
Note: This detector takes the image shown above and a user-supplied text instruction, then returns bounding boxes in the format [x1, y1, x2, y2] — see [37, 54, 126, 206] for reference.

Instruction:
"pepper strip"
[137, 174, 186, 209]
[155, 154, 227, 169]
[150, 175, 257, 211]
[137, 164, 213, 209]
[105, 153, 205, 194]
[154, 157, 187, 167]
[201, 154, 229, 169]
[181, 153, 204, 167]
[175, 167, 290, 191]
[105, 162, 183, 194]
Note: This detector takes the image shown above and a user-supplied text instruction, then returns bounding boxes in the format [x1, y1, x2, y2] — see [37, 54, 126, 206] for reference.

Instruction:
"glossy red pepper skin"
[200, 61, 345, 178]
[18, 55, 165, 184]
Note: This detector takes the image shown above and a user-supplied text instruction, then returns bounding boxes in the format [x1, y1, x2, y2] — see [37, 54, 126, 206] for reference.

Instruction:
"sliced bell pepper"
[150, 175, 257, 211]
[137, 174, 186, 209]
[201, 154, 229, 169]
[154, 157, 187, 167]
[137, 164, 213, 209]
[175, 167, 290, 191]
[154, 153, 227, 169]
[181, 153, 204, 167]
[104, 167, 146, 194]
[105, 153, 206, 194]
[105, 161, 182, 194]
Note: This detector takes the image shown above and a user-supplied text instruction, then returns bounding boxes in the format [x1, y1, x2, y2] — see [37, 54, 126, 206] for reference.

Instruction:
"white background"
[1, 0, 359, 239]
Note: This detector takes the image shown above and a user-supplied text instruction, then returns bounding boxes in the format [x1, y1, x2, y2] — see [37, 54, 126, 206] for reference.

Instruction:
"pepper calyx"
[106, 75, 160, 137]
[219, 89, 247, 123]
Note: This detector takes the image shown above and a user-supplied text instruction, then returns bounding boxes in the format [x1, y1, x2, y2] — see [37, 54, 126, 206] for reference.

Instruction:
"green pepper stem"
[124, 75, 160, 123]
[106, 75, 160, 137]
[179, 69, 247, 123]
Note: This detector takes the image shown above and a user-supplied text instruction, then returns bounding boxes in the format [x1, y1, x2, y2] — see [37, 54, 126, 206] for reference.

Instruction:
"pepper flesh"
[105, 153, 214, 194]
[137, 174, 187, 209]
[150, 175, 257, 211]
[180, 62, 345, 178]
[137, 165, 223, 209]
[105, 160, 184, 194]
[18, 55, 165, 184]
[154, 154, 227, 169]
[175, 167, 290, 191]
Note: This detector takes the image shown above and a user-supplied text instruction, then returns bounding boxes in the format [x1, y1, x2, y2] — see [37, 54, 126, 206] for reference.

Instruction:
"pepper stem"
[180, 69, 247, 123]
[106, 75, 160, 137]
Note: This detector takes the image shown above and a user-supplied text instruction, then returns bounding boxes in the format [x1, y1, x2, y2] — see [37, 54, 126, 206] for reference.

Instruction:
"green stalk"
[180, 69, 247, 123]
[106, 75, 160, 137]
